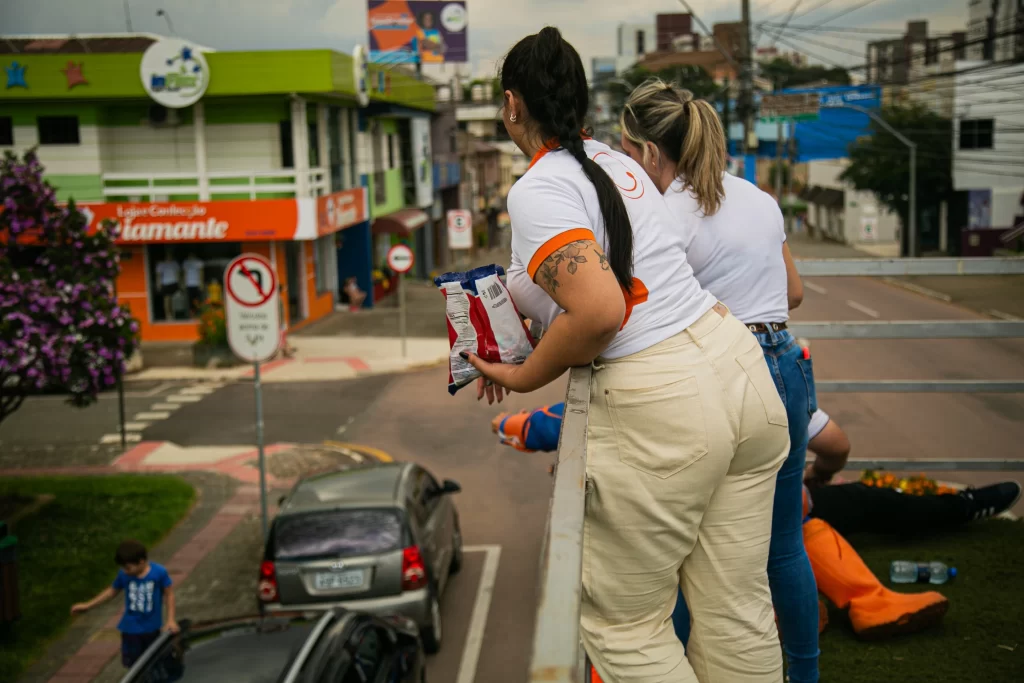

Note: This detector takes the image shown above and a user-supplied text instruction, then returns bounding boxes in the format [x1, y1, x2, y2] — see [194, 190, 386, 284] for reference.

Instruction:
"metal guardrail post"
[529, 365, 592, 683]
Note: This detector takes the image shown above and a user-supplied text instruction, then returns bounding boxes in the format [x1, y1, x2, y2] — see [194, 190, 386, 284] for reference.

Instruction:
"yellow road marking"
[322, 441, 394, 463]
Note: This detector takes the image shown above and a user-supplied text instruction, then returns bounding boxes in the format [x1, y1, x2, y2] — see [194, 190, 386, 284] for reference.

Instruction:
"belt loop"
[591, 360, 606, 372]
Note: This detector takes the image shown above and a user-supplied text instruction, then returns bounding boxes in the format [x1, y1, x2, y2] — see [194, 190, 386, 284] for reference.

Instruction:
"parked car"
[119, 609, 426, 683]
[259, 462, 463, 654]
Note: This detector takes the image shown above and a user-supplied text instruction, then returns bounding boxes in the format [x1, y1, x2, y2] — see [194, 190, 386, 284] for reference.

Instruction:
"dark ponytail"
[500, 27, 634, 292]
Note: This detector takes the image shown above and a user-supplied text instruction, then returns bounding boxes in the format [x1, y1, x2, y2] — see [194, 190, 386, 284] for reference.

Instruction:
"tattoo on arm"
[535, 239, 607, 294]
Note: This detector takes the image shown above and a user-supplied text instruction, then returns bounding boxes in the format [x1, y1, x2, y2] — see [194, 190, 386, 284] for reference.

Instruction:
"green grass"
[0, 475, 195, 682]
[819, 519, 1024, 682]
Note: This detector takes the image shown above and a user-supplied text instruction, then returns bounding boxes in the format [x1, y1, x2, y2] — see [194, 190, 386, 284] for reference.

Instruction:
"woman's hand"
[464, 352, 532, 402]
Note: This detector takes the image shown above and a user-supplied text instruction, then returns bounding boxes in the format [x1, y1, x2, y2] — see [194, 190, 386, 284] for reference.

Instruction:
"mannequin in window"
[183, 252, 205, 315]
[155, 253, 181, 320]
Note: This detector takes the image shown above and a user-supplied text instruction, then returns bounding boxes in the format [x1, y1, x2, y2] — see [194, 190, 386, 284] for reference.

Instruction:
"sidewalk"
[126, 336, 450, 383]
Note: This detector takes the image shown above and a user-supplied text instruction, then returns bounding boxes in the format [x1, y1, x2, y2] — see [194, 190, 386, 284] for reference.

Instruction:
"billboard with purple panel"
[367, 1, 468, 64]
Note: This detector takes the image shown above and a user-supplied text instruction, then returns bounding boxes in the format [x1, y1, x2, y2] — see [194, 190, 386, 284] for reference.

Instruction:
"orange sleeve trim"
[526, 228, 597, 279]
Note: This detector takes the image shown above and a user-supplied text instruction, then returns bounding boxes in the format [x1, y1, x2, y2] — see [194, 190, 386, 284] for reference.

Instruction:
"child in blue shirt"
[71, 539, 178, 667]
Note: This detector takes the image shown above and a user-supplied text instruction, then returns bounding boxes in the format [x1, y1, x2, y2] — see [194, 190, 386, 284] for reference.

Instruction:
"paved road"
[792, 273, 1024, 502]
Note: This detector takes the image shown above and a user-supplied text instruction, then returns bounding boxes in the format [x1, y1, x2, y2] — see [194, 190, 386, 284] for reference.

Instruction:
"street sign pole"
[386, 243, 415, 359]
[223, 253, 281, 546]
[254, 360, 268, 542]
[399, 272, 407, 358]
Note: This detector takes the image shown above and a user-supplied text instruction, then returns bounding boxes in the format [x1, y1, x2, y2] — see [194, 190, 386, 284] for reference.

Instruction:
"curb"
[881, 277, 953, 302]
[989, 309, 1022, 321]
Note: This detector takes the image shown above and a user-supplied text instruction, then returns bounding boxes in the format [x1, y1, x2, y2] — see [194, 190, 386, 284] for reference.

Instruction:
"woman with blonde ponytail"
[622, 78, 821, 683]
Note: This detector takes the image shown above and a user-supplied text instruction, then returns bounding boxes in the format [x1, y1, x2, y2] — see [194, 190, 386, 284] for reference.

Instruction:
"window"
[147, 243, 242, 322]
[0, 117, 12, 146]
[415, 468, 442, 516]
[340, 626, 387, 683]
[37, 116, 79, 145]
[271, 509, 403, 561]
[328, 107, 343, 192]
[315, 235, 334, 295]
[636, 30, 645, 56]
[280, 120, 295, 169]
[387, 133, 396, 169]
[959, 119, 994, 150]
[449, 128, 457, 154]
[308, 120, 320, 168]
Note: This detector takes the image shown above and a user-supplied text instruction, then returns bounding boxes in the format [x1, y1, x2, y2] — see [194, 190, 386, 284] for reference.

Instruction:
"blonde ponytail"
[622, 78, 727, 216]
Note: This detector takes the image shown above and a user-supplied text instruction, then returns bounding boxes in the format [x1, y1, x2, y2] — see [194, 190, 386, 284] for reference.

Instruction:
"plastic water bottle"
[890, 561, 957, 585]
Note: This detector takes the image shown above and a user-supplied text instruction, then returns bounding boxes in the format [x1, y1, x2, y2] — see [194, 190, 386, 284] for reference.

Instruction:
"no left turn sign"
[224, 254, 280, 363]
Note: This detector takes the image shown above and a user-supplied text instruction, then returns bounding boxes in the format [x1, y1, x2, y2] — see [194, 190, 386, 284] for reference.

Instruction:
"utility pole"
[740, 0, 755, 156]
[786, 132, 796, 233]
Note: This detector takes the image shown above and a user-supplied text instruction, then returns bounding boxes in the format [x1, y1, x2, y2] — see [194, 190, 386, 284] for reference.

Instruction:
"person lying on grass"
[491, 404, 1020, 643]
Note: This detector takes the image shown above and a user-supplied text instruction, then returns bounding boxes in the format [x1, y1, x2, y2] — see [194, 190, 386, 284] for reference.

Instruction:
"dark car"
[119, 609, 426, 683]
[259, 462, 463, 654]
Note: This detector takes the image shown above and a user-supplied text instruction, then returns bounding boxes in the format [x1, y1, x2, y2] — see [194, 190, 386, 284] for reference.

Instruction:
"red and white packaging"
[435, 265, 535, 395]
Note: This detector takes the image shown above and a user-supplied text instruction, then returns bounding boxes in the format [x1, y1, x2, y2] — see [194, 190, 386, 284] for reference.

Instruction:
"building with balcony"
[0, 34, 435, 342]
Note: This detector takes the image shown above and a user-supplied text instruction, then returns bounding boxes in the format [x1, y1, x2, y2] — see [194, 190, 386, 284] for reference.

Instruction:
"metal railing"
[528, 256, 1024, 683]
[101, 168, 330, 200]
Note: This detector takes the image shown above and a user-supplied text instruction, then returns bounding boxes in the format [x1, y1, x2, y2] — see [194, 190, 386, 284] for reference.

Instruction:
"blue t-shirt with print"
[112, 562, 172, 634]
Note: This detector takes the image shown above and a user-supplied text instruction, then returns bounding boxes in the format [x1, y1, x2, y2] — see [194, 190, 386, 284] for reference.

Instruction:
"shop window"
[147, 243, 242, 322]
[315, 235, 334, 295]
[280, 120, 294, 169]
[308, 120, 320, 168]
[0, 117, 12, 146]
[959, 119, 994, 150]
[38, 116, 80, 145]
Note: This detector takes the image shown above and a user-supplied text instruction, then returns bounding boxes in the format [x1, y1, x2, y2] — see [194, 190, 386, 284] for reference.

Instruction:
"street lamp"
[156, 9, 177, 36]
[837, 103, 918, 258]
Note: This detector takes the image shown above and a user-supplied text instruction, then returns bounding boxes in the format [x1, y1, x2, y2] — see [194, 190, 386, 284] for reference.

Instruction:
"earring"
[509, 112, 517, 123]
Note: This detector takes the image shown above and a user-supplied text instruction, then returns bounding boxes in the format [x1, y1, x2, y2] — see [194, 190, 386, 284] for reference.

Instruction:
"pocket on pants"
[737, 345, 789, 427]
[797, 356, 819, 417]
[606, 376, 708, 479]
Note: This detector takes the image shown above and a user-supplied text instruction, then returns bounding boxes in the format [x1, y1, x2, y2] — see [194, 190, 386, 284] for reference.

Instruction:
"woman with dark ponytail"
[462, 28, 789, 682]
[622, 78, 820, 683]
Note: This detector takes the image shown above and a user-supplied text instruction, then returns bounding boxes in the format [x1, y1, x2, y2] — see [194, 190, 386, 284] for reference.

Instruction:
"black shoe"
[958, 481, 1022, 521]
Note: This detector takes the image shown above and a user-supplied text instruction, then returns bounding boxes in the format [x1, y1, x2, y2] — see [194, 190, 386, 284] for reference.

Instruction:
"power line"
[760, 23, 907, 35]
[812, 0, 885, 29]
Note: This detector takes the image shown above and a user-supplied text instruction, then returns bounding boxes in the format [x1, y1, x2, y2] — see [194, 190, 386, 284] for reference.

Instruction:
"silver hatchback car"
[258, 461, 463, 654]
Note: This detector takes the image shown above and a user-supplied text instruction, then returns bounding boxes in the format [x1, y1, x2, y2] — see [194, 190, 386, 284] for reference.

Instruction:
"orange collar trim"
[527, 134, 593, 170]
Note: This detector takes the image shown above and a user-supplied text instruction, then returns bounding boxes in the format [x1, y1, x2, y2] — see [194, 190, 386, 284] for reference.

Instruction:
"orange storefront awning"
[372, 208, 430, 237]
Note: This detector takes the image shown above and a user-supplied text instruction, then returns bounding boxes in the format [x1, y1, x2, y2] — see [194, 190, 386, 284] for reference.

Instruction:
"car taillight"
[401, 546, 427, 591]
[258, 560, 278, 602]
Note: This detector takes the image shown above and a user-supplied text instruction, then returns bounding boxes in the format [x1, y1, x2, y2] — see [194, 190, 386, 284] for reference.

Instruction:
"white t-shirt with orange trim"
[506, 139, 716, 360]
[665, 174, 789, 324]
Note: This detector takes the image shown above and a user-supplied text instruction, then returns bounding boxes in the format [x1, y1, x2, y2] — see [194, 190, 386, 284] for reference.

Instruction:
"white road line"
[142, 382, 174, 397]
[100, 433, 142, 444]
[846, 300, 880, 318]
[166, 395, 204, 403]
[457, 545, 502, 683]
[990, 309, 1022, 321]
[151, 403, 182, 411]
[123, 422, 150, 431]
[180, 385, 218, 395]
[804, 281, 827, 295]
[135, 411, 170, 421]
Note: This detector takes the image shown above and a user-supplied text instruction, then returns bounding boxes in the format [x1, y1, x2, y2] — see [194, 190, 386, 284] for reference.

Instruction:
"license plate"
[314, 569, 365, 591]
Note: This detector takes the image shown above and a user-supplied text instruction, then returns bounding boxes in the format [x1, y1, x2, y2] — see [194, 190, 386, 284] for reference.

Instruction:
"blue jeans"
[672, 328, 820, 682]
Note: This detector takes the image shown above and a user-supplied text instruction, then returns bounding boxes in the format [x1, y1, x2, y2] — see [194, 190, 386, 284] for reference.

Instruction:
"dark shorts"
[160, 284, 178, 298]
[122, 630, 160, 667]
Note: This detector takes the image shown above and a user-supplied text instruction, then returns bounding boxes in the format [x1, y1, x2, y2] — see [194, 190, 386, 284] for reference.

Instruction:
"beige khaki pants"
[582, 305, 790, 683]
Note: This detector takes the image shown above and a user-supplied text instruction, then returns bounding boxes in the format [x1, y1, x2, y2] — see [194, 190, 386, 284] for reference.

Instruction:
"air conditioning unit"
[147, 104, 180, 128]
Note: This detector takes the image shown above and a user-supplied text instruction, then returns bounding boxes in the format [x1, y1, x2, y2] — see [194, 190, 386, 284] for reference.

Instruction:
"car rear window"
[272, 508, 404, 561]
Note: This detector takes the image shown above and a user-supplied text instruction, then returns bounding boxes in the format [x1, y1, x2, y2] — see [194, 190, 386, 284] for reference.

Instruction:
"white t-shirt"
[665, 173, 789, 324]
[183, 257, 204, 288]
[507, 139, 716, 360]
[156, 260, 179, 287]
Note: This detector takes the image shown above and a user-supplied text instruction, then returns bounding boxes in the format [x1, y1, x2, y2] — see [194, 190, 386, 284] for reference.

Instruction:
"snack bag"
[434, 265, 535, 395]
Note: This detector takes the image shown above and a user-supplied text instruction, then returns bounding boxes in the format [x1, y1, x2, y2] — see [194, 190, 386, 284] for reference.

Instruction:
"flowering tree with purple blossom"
[0, 150, 139, 427]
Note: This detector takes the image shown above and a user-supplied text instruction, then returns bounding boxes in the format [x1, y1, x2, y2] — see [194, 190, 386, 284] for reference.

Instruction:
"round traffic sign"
[386, 244, 415, 274]
[226, 256, 276, 307]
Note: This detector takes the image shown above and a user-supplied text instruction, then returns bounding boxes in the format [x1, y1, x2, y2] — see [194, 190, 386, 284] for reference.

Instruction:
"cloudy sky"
[2, 0, 970, 79]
